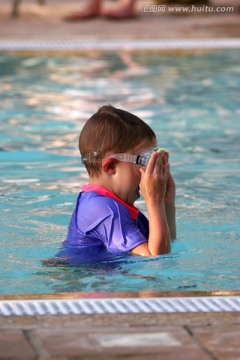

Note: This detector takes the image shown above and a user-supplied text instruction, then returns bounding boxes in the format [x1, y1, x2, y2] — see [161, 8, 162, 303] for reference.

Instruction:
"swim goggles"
[105, 147, 166, 169]
[81, 148, 166, 169]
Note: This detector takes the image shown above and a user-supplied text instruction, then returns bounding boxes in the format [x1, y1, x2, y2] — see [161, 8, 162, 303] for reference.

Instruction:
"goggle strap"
[107, 153, 138, 164]
[81, 148, 167, 164]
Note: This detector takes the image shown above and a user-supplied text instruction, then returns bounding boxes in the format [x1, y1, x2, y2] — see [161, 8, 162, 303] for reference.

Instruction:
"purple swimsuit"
[60, 185, 149, 256]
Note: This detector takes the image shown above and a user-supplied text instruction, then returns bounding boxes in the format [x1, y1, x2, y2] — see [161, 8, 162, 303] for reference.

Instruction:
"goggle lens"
[136, 147, 166, 168]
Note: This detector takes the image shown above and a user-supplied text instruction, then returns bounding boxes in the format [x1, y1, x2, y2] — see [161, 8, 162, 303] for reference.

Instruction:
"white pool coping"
[0, 296, 239, 316]
[0, 38, 240, 51]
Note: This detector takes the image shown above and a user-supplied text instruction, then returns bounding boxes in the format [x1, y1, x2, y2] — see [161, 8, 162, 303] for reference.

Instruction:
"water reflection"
[0, 50, 240, 294]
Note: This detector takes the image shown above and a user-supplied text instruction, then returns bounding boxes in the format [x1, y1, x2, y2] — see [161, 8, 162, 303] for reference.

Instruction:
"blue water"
[0, 50, 239, 294]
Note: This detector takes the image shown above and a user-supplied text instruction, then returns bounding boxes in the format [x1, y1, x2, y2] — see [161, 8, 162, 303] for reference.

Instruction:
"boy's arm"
[163, 151, 176, 240]
[165, 204, 176, 240]
[131, 151, 171, 256]
[164, 172, 176, 240]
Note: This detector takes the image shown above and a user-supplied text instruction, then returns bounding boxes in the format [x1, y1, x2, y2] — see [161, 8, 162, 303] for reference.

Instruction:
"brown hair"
[79, 105, 156, 176]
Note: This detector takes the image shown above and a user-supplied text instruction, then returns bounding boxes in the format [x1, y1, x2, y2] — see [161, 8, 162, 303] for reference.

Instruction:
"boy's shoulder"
[80, 190, 113, 203]
[77, 190, 127, 214]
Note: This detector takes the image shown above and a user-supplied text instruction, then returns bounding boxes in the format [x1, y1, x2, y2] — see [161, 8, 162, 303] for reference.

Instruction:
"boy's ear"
[102, 158, 118, 174]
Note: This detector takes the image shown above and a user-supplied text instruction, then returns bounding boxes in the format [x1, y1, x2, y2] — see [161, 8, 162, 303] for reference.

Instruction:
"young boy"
[59, 105, 176, 259]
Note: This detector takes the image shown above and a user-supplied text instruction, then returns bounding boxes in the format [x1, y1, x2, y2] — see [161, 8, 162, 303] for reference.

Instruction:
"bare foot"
[102, 6, 137, 19]
[64, 1, 101, 21]
[64, 10, 100, 21]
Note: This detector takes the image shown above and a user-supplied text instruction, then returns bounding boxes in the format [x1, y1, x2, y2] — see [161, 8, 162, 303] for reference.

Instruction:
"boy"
[59, 105, 176, 259]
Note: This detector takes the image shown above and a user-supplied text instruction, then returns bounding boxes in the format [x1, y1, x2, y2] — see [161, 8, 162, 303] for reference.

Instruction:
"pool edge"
[1, 290, 240, 301]
[0, 38, 240, 52]
[0, 294, 239, 316]
[0, 291, 239, 316]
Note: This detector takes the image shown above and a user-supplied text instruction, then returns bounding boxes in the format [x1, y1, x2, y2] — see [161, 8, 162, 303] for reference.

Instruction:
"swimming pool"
[0, 50, 239, 295]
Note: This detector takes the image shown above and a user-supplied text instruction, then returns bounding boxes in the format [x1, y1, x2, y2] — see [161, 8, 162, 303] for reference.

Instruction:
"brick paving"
[0, 311, 239, 359]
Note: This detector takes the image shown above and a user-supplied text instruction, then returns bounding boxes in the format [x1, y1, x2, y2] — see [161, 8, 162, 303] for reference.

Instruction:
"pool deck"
[0, 291, 240, 359]
[0, 0, 240, 42]
[1, 1, 240, 359]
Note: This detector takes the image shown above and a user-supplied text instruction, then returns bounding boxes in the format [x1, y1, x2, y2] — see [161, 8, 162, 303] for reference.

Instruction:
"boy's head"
[79, 105, 156, 177]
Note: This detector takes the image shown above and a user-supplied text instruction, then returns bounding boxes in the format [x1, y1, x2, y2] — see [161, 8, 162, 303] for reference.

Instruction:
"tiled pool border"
[0, 38, 240, 52]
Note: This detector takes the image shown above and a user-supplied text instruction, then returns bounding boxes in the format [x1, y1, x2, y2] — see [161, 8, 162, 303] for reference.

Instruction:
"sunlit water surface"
[0, 50, 239, 294]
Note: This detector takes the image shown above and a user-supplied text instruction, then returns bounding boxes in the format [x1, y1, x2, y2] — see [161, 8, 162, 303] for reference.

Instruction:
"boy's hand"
[139, 150, 169, 204]
[162, 152, 175, 206]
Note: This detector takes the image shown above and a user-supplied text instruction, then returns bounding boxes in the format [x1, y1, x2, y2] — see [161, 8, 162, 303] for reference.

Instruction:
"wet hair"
[79, 104, 156, 176]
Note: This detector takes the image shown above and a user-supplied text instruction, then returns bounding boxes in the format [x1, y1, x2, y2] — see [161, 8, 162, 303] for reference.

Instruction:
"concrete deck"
[0, 1, 240, 359]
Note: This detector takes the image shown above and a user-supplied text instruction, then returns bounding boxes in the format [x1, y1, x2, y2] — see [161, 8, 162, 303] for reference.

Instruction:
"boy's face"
[114, 139, 157, 204]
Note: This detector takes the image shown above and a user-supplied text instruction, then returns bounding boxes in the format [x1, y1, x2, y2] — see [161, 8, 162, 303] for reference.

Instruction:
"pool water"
[0, 50, 239, 294]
